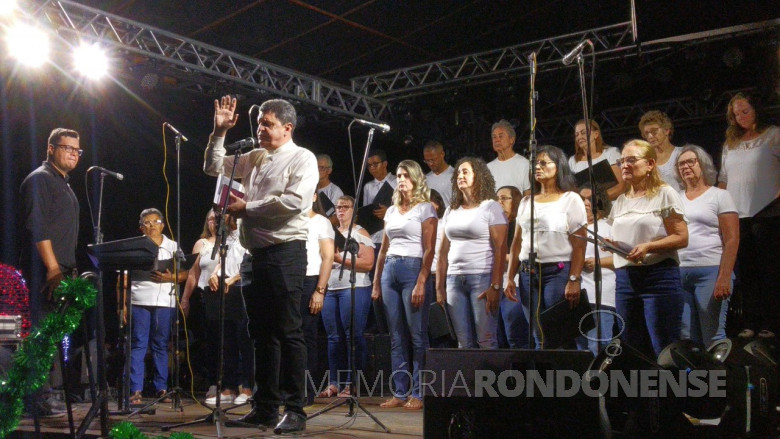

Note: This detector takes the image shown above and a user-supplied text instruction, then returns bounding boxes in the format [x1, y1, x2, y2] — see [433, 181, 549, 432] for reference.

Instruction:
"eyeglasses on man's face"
[54, 144, 83, 157]
[142, 219, 164, 227]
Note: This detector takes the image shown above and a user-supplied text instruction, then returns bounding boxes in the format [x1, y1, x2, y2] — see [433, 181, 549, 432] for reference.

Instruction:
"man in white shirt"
[423, 140, 454, 206]
[316, 153, 344, 224]
[204, 96, 317, 434]
[487, 120, 531, 195]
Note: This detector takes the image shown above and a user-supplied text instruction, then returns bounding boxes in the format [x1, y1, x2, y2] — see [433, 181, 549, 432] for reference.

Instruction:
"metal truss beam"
[522, 88, 780, 143]
[351, 22, 638, 100]
[26, 0, 389, 121]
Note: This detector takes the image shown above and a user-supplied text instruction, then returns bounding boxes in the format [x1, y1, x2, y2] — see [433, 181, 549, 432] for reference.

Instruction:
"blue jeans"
[615, 259, 683, 357]
[500, 294, 529, 349]
[680, 266, 730, 345]
[519, 262, 570, 349]
[575, 305, 619, 356]
[130, 305, 174, 392]
[321, 286, 372, 388]
[446, 273, 497, 349]
[380, 256, 431, 399]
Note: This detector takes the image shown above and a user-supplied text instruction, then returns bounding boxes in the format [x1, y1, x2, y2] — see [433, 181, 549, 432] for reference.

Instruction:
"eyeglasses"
[534, 160, 555, 167]
[616, 156, 646, 167]
[498, 196, 513, 202]
[335, 205, 352, 210]
[677, 157, 698, 169]
[54, 144, 83, 157]
[641, 127, 663, 138]
[367, 161, 384, 169]
[142, 219, 164, 227]
[318, 166, 331, 171]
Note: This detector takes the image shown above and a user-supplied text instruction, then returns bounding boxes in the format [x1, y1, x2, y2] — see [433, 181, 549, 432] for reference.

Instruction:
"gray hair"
[259, 99, 297, 128]
[675, 144, 718, 187]
[491, 119, 516, 139]
[316, 153, 333, 168]
[139, 208, 163, 225]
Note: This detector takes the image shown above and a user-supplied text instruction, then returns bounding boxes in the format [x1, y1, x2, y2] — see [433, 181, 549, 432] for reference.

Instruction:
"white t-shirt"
[568, 146, 622, 173]
[223, 229, 247, 279]
[657, 146, 683, 191]
[384, 203, 437, 258]
[363, 174, 398, 243]
[515, 192, 588, 262]
[442, 200, 507, 275]
[432, 224, 444, 274]
[718, 125, 780, 218]
[131, 235, 179, 308]
[426, 166, 455, 206]
[306, 214, 335, 276]
[328, 226, 374, 290]
[196, 238, 218, 289]
[582, 219, 616, 308]
[678, 187, 737, 267]
[487, 153, 531, 193]
[608, 185, 687, 268]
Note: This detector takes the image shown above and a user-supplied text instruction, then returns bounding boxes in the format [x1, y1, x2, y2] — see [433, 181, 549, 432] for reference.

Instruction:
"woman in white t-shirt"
[436, 157, 507, 349]
[569, 119, 624, 199]
[718, 92, 780, 338]
[320, 196, 374, 398]
[607, 140, 688, 357]
[676, 145, 738, 345]
[506, 145, 587, 349]
[302, 194, 334, 405]
[373, 160, 436, 410]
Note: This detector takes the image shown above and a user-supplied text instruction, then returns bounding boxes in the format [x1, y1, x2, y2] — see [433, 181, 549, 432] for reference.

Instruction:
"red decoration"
[0, 263, 31, 337]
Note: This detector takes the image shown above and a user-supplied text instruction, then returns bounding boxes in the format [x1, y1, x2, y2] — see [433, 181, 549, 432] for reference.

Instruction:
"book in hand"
[213, 174, 245, 209]
[538, 289, 595, 349]
[319, 192, 336, 217]
[570, 230, 632, 258]
[356, 181, 395, 235]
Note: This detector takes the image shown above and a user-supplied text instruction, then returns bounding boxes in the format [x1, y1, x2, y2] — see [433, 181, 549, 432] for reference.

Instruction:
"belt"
[519, 260, 566, 273]
[250, 240, 305, 257]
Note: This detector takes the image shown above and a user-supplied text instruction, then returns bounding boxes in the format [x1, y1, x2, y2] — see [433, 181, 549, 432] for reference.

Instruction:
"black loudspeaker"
[423, 348, 601, 439]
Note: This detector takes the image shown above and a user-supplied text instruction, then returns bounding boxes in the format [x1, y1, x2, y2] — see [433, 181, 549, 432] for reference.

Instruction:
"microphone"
[224, 137, 257, 152]
[354, 118, 390, 133]
[89, 166, 124, 181]
[562, 40, 592, 65]
[163, 122, 189, 142]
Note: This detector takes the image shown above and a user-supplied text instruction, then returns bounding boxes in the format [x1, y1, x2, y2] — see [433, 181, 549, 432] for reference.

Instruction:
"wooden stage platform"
[13, 395, 423, 438]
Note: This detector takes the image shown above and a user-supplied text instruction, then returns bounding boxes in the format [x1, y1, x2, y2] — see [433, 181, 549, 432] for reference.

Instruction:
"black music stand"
[87, 235, 158, 427]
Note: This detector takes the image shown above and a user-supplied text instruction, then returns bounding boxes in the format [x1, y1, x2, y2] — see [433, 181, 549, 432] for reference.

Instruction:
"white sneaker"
[205, 392, 234, 406]
[233, 392, 252, 405]
[206, 385, 217, 399]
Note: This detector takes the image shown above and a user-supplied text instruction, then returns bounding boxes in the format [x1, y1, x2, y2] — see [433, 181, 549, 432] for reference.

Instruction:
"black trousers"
[246, 241, 307, 417]
[735, 215, 780, 333]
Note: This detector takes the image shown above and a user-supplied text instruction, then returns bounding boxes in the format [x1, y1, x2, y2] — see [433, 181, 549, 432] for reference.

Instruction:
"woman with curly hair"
[373, 160, 437, 410]
[505, 145, 587, 349]
[436, 157, 507, 349]
[718, 92, 780, 338]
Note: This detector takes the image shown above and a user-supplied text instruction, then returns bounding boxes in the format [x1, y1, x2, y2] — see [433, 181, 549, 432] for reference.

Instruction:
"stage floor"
[14, 395, 423, 438]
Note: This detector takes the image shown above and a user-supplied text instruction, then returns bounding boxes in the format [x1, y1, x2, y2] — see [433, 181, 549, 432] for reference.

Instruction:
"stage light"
[0, 0, 16, 17]
[74, 42, 108, 79]
[657, 339, 727, 419]
[6, 23, 49, 67]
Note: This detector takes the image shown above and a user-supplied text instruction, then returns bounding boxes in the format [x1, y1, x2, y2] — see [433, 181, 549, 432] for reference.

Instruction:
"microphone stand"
[307, 127, 389, 433]
[575, 49, 604, 351]
[162, 148, 249, 436]
[526, 52, 539, 349]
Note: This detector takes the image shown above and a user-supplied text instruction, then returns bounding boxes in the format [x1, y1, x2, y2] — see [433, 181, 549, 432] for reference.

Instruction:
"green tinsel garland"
[110, 421, 194, 439]
[0, 277, 97, 438]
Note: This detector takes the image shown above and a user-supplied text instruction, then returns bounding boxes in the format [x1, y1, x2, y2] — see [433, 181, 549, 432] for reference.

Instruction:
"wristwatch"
[491, 283, 502, 291]
[315, 286, 327, 294]
[568, 275, 581, 283]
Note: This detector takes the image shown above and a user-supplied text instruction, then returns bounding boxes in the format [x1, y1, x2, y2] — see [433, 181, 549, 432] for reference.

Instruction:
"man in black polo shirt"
[19, 127, 82, 416]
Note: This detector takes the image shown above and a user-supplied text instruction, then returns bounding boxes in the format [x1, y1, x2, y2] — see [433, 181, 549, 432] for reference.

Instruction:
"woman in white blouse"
[718, 92, 780, 338]
[676, 145, 738, 345]
[436, 157, 507, 350]
[608, 139, 688, 357]
[569, 119, 624, 199]
[506, 145, 587, 349]
[373, 160, 436, 410]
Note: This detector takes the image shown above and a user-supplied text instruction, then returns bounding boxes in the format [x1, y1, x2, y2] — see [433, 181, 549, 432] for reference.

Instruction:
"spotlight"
[0, 0, 16, 17]
[74, 42, 108, 79]
[657, 339, 727, 419]
[6, 23, 49, 67]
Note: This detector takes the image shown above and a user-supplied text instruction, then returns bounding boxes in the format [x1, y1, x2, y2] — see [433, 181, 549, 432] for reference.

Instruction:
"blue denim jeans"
[519, 262, 570, 349]
[575, 305, 619, 356]
[615, 259, 683, 357]
[130, 305, 174, 392]
[499, 293, 530, 349]
[680, 266, 730, 345]
[321, 286, 372, 388]
[446, 273, 497, 349]
[380, 256, 431, 399]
